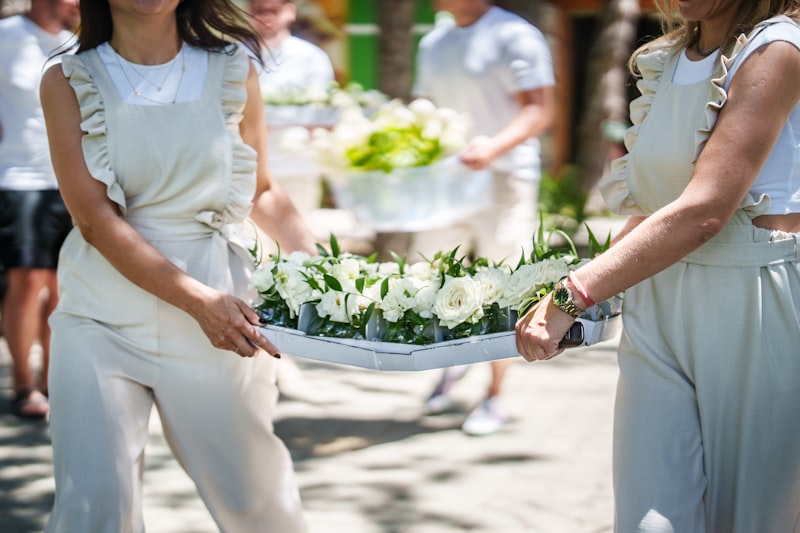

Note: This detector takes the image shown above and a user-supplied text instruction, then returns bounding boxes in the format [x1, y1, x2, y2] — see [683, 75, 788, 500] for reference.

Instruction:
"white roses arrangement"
[250, 228, 615, 346]
[278, 97, 472, 175]
[262, 81, 388, 109]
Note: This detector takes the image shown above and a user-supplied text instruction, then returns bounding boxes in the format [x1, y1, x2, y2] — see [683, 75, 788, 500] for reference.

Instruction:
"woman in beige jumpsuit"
[516, 1, 800, 531]
[39, 0, 317, 530]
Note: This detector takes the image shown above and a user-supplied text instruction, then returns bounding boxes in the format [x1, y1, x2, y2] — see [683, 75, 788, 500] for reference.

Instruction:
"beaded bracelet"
[568, 272, 595, 309]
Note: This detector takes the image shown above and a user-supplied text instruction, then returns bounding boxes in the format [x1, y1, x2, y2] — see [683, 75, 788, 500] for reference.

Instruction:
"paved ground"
[0, 212, 627, 533]
[0, 331, 620, 533]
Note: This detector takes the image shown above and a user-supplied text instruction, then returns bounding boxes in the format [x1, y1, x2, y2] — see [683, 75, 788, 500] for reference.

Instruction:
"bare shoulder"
[734, 39, 800, 80]
[729, 40, 800, 105]
[40, 61, 71, 101]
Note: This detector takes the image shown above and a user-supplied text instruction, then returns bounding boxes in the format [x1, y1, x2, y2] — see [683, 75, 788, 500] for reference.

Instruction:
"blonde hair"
[629, 0, 800, 76]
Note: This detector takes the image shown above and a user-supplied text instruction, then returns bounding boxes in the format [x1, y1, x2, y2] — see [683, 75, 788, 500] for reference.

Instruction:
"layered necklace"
[113, 44, 187, 105]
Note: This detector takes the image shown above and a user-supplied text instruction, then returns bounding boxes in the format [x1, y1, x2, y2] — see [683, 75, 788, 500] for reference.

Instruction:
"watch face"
[553, 286, 569, 305]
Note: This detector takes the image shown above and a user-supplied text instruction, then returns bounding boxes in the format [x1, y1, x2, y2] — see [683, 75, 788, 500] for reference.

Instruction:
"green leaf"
[380, 277, 390, 299]
[356, 277, 365, 293]
[315, 242, 329, 257]
[323, 274, 342, 292]
[329, 233, 340, 258]
[586, 224, 613, 257]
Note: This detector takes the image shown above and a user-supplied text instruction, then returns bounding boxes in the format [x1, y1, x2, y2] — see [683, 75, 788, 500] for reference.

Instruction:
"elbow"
[73, 219, 101, 247]
[696, 216, 725, 244]
[683, 204, 727, 246]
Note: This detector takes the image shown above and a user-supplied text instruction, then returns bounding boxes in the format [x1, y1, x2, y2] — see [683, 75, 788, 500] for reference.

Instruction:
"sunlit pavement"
[1, 334, 619, 533]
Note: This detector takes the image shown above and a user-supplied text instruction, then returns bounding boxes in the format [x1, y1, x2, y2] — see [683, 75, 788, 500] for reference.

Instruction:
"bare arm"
[239, 63, 318, 255]
[460, 85, 555, 170]
[40, 64, 278, 358]
[610, 216, 646, 247]
[517, 40, 800, 360]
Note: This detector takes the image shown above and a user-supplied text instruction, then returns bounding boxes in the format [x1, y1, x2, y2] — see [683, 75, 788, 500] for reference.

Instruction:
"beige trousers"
[45, 301, 306, 533]
[613, 213, 800, 532]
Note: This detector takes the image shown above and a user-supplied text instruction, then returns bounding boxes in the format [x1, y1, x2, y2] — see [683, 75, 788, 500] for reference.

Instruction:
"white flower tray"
[258, 314, 622, 372]
[326, 157, 493, 232]
[265, 105, 340, 127]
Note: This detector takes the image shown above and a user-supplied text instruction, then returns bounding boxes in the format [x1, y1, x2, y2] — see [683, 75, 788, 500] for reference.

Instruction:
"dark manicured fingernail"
[272, 352, 282, 359]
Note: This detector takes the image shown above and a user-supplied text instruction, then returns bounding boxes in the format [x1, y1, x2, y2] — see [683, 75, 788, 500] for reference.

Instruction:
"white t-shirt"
[671, 19, 800, 214]
[0, 15, 75, 190]
[722, 19, 800, 214]
[257, 35, 334, 96]
[413, 7, 554, 180]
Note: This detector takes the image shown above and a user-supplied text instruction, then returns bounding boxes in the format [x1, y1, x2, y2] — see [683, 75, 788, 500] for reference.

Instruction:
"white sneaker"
[461, 397, 507, 436]
[424, 392, 453, 414]
[423, 365, 470, 414]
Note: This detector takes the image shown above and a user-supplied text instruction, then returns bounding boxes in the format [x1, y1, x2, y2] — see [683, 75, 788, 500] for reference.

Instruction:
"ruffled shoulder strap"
[217, 44, 257, 223]
[599, 45, 674, 215]
[61, 51, 127, 213]
[698, 15, 800, 161]
[219, 44, 252, 127]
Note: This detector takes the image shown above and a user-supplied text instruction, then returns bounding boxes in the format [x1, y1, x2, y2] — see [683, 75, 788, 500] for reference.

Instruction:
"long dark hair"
[75, 0, 263, 63]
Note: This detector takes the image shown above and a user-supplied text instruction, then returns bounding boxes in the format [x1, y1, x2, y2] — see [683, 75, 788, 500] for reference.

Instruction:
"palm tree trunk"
[1, 0, 29, 17]
[576, 0, 641, 192]
[377, 0, 417, 99]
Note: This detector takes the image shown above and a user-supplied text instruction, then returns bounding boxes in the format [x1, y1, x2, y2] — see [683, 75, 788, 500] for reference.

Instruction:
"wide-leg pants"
[44, 297, 306, 533]
[613, 218, 800, 532]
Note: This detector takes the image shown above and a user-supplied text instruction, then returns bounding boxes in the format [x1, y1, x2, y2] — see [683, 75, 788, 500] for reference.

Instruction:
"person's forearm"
[250, 182, 318, 255]
[77, 212, 215, 316]
[574, 200, 726, 304]
[610, 216, 646, 247]
[490, 103, 553, 158]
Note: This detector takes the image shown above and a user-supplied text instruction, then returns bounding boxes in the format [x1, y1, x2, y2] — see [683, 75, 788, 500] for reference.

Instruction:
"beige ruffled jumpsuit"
[45, 46, 306, 532]
[600, 17, 800, 532]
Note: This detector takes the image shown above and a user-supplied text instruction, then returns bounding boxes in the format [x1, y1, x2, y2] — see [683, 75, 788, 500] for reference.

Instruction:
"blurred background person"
[0, 0, 79, 418]
[249, 0, 335, 100]
[413, 0, 555, 436]
[248, 0, 339, 392]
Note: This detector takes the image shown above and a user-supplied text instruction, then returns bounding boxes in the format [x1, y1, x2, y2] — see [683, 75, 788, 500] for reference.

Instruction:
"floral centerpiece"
[263, 81, 388, 109]
[264, 81, 388, 128]
[250, 225, 620, 352]
[276, 97, 491, 232]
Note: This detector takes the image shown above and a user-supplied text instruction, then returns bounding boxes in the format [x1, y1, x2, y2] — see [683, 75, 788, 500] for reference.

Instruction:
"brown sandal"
[11, 387, 50, 419]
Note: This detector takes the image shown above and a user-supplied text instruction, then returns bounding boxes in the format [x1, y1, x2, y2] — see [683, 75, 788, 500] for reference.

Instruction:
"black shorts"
[0, 189, 73, 270]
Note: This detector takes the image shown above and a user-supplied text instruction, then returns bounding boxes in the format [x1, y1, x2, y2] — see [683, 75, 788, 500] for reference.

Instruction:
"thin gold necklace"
[694, 41, 719, 58]
[113, 46, 187, 105]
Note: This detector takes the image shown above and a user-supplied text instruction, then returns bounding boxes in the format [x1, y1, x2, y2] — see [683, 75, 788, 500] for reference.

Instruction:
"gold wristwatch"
[551, 280, 583, 318]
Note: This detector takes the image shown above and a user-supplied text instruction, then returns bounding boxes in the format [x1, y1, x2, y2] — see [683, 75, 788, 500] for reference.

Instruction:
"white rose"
[535, 258, 571, 286]
[377, 261, 400, 276]
[248, 265, 275, 292]
[329, 257, 361, 292]
[305, 85, 329, 104]
[410, 279, 438, 319]
[285, 251, 311, 265]
[474, 266, 510, 306]
[433, 276, 484, 329]
[499, 264, 543, 310]
[408, 98, 437, 118]
[407, 261, 438, 282]
[316, 290, 355, 323]
[420, 117, 444, 141]
[380, 277, 419, 322]
[276, 262, 319, 315]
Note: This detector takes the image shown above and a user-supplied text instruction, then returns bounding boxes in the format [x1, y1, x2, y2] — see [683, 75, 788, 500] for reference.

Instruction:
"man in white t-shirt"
[413, 0, 555, 436]
[249, 0, 335, 100]
[0, 0, 79, 418]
